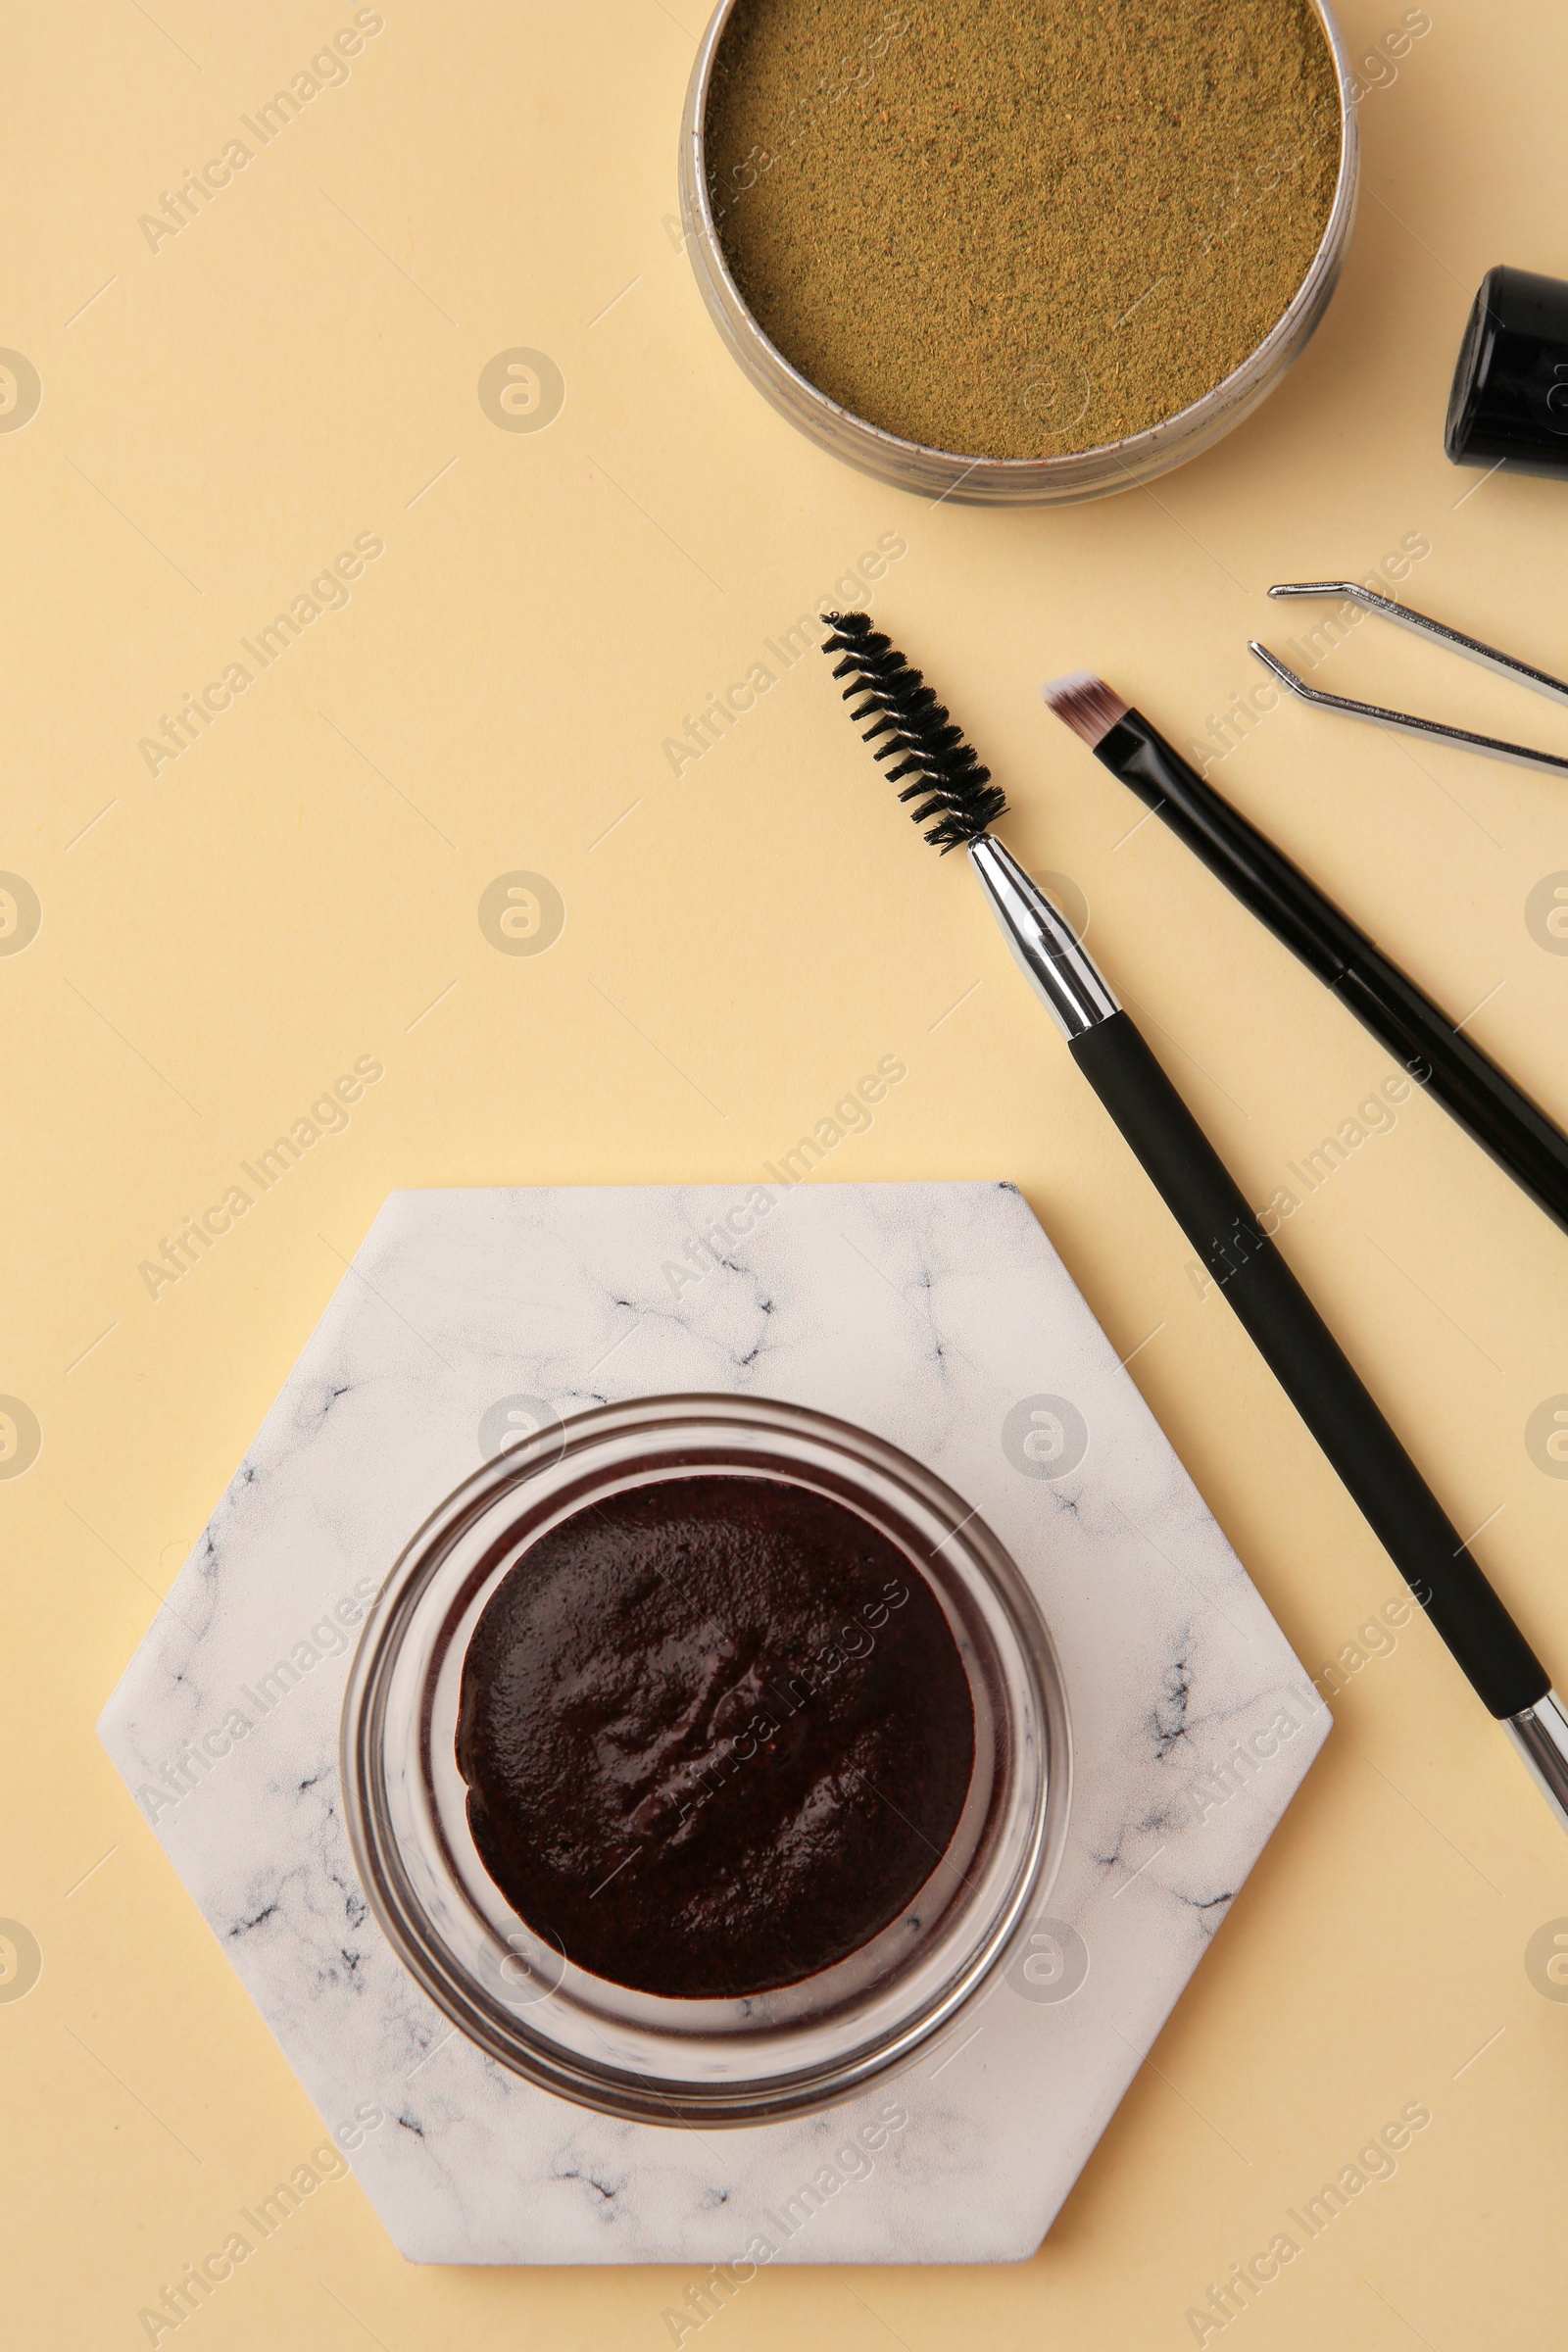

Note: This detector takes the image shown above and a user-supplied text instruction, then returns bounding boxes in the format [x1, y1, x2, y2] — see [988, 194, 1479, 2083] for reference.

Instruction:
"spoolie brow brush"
[821, 610, 1568, 1841]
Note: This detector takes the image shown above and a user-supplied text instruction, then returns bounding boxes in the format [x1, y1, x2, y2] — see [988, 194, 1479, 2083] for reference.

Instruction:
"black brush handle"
[1070, 1008, 1547, 1718]
[1098, 715, 1568, 1241]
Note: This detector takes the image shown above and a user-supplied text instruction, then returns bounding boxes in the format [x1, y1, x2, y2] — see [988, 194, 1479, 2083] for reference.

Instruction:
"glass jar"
[341, 1394, 1070, 2126]
[677, 0, 1359, 507]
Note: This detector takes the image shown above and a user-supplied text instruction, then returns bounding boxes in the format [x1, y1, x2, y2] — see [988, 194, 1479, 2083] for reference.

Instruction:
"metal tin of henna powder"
[678, 0, 1360, 506]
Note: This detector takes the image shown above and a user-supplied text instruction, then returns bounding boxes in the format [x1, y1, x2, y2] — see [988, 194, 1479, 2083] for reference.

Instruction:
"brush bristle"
[1040, 670, 1129, 749]
[819, 612, 1008, 852]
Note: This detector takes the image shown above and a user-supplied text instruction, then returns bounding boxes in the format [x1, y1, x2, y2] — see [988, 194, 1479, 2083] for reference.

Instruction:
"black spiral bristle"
[820, 612, 1009, 853]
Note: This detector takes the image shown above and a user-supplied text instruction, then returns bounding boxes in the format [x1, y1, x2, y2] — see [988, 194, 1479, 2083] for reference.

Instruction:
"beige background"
[4, 1, 1568, 2344]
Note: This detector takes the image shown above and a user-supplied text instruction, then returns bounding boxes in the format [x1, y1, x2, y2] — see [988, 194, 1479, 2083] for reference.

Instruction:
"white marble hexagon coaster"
[100, 1183, 1330, 2266]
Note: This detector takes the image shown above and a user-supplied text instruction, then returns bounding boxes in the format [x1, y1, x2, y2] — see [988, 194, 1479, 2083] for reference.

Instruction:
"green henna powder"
[705, 0, 1342, 459]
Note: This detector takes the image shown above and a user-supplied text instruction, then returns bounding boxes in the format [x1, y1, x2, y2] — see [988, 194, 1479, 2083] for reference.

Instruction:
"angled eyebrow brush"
[821, 610, 1568, 1839]
[1040, 663, 1568, 1241]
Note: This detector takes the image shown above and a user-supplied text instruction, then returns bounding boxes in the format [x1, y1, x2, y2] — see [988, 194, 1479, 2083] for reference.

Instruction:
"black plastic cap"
[1446, 265, 1568, 477]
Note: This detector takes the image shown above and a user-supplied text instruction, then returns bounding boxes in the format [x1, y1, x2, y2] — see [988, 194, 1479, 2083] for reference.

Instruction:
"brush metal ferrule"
[1506, 1689, 1568, 1838]
[967, 835, 1119, 1041]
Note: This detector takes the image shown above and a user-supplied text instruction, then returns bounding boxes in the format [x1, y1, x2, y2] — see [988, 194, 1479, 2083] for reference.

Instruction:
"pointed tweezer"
[1248, 581, 1568, 775]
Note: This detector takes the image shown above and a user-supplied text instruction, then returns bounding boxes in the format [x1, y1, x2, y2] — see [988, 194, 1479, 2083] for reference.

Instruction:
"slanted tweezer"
[1249, 582, 1568, 775]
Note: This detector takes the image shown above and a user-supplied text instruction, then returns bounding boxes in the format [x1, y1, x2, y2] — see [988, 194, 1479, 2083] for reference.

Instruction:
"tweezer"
[1250, 582, 1568, 775]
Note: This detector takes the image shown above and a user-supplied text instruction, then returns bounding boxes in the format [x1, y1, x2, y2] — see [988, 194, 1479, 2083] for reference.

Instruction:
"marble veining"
[99, 1183, 1330, 2264]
